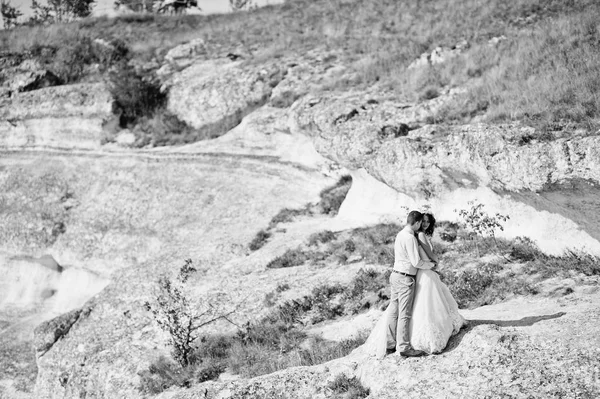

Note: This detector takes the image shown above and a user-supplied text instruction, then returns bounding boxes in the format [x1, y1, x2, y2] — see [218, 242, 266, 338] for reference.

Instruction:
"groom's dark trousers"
[386, 272, 417, 352]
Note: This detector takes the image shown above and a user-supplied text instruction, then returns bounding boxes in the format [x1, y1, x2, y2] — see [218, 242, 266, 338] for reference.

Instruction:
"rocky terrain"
[2, 5, 600, 398]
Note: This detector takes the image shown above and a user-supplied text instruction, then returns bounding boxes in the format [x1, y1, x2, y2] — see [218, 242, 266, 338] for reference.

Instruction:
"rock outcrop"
[33, 305, 93, 357]
[166, 60, 283, 138]
[3, 36, 600, 399]
[0, 83, 114, 149]
[291, 91, 600, 254]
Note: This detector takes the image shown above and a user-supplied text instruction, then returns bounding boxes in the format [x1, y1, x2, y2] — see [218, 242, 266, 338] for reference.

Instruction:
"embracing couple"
[365, 210, 466, 358]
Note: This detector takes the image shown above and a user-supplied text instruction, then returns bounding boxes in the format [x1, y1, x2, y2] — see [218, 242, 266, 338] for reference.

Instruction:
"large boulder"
[0, 83, 114, 149]
[166, 60, 283, 138]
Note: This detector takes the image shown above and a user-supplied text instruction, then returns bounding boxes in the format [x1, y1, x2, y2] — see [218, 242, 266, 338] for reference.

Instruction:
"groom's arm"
[407, 236, 435, 270]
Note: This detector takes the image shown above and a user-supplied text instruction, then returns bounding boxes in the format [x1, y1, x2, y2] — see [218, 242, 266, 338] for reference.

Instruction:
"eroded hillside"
[1, 0, 600, 398]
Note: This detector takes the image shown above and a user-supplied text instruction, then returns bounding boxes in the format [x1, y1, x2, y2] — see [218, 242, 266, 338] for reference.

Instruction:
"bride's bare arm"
[417, 232, 438, 263]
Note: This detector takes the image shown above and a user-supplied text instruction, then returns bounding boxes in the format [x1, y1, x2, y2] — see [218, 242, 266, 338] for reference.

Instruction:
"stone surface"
[269, 50, 348, 108]
[0, 147, 335, 399]
[0, 83, 114, 150]
[291, 91, 600, 254]
[155, 290, 600, 399]
[164, 38, 208, 69]
[33, 305, 93, 356]
[166, 60, 283, 137]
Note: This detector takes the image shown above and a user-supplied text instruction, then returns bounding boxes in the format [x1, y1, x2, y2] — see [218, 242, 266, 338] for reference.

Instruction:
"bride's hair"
[422, 213, 436, 236]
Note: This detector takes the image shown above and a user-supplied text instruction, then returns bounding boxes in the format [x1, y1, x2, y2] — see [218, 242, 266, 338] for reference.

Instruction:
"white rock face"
[0, 83, 114, 150]
[291, 91, 600, 255]
[338, 169, 600, 255]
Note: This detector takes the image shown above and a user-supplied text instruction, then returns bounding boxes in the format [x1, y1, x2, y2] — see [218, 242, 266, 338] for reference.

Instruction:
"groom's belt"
[392, 270, 416, 278]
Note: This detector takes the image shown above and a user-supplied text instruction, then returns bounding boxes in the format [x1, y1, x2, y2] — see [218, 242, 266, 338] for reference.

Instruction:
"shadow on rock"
[444, 312, 566, 353]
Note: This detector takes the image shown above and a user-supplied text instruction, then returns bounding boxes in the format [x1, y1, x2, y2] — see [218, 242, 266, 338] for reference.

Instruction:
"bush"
[109, 63, 166, 127]
[249, 229, 271, 251]
[307, 230, 336, 246]
[525, 250, 600, 278]
[266, 248, 313, 269]
[144, 259, 235, 367]
[343, 268, 390, 313]
[439, 262, 537, 309]
[327, 374, 370, 399]
[130, 108, 197, 147]
[138, 356, 225, 394]
[228, 323, 366, 378]
[268, 207, 311, 228]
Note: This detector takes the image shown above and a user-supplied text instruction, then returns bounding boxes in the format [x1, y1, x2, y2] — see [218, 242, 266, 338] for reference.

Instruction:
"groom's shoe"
[399, 348, 426, 357]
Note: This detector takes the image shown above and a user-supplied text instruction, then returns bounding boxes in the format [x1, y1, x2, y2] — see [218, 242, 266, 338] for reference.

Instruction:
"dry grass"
[3, 0, 598, 131]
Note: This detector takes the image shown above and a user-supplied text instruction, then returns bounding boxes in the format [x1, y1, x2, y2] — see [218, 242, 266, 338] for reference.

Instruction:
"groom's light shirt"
[393, 226, 435, 275]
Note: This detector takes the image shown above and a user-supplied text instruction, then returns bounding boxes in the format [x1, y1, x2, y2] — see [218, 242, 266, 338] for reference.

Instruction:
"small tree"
[144, 259, 237, 367]
[456, 201, 510, 256]
[1, 0, 22, 29]
[29, 0, 94, 24]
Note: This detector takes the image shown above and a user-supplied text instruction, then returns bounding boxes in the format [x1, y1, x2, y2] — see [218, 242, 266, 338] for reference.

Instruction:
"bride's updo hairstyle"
[422, 213, 436, 236]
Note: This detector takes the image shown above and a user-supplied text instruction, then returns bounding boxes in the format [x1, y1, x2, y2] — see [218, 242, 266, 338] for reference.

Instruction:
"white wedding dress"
[364, 235, 466, 358]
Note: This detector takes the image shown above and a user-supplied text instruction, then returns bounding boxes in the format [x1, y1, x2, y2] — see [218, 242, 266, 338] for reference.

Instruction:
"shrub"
[144, 259, 236, 367]
[138, 356, 225, 394]
[249, 229, 271, 251]
[455, 202, 509, 256]
[436, 221, 459, 242]
[419, 86, 440, 101]
[130, 108, 197, 147]
[525, 250, 600, 278]
[327, 374, 370, 399]
[318, 175, 352, 215]
[268, 207, 311, 228]
[228, 325, 366, 378]
[266, 248, 312, 269]
[343, 268, 390, 313]
[439, 262, 537, 309]
[307, 230, 336, 246]
[109, 63, 166, 127]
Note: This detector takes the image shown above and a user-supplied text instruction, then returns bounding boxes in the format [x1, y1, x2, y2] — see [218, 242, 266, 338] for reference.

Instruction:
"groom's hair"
[406, 210, 423, 226]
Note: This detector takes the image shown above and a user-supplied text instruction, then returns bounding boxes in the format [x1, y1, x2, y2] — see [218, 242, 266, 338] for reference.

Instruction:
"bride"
[364, 213, 466, 358]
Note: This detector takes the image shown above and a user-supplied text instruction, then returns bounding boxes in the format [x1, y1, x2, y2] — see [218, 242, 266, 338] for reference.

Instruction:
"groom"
[386, 210, 436, 357]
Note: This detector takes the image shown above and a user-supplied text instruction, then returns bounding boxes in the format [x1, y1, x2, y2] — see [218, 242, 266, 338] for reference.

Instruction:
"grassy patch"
[327, 374, 370, 399]
[307, 230, 336, 246]
[266, 248, 315, 269]
[138, 355, 225, 394]
[311, 223, 400, 266]
[3, 0, 600, 129]
[249, 176, 352, 252]
[248, 229, 271, 251]
[439, 262, 538, 309]
[318, 175, 352, 216]
[268, 206, 312, 229]
[272, 269, 390, 323]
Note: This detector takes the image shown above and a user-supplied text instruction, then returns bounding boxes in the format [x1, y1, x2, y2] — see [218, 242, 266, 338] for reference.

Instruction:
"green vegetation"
[318, 175, 352, 216]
